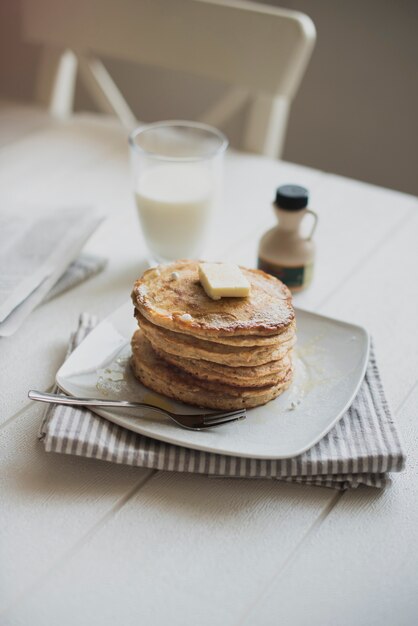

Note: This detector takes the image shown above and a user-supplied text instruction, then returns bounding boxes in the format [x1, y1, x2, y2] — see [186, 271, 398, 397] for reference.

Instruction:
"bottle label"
[258, 258, 313, 289]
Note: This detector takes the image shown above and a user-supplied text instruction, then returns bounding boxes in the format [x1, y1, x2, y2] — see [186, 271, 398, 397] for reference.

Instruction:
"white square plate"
[57, 302, 369, 460]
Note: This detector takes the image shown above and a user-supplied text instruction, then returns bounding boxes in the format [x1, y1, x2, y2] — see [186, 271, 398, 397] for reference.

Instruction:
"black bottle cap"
[274, 184, 309, 211]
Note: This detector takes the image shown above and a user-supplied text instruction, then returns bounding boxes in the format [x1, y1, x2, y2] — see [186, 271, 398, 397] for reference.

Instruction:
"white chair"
[21, 0, 316, 158]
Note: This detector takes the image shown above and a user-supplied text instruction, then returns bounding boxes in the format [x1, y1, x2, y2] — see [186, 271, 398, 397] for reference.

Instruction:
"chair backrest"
[22, 0, 316, 158]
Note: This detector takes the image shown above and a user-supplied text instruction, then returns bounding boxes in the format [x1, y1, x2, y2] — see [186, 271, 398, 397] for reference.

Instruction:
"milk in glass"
[135, 163, 214, 261]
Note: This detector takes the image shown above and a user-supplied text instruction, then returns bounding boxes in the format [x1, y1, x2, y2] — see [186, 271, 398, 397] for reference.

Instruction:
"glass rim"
[128, 120, 228, 162]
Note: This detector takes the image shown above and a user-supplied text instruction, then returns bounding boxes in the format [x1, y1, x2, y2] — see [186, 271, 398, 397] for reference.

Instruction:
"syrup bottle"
[257, 185, 318, 292]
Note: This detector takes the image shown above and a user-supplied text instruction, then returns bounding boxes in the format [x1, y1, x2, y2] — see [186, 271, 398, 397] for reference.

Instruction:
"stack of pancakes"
[130, 260, 296, 410]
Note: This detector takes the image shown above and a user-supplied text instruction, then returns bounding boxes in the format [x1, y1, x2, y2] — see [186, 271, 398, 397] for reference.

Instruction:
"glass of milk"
[129, 121, 228, 264]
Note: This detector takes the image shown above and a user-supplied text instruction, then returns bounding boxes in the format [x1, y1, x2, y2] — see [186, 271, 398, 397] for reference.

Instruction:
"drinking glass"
[129, 121, 228, 265]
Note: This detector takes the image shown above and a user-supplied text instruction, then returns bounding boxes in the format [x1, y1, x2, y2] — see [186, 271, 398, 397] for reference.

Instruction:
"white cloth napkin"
[39, 314, 405, 490]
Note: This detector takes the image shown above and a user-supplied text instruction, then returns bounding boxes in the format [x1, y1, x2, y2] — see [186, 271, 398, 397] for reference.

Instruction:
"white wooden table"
[1, 103, 418, 626]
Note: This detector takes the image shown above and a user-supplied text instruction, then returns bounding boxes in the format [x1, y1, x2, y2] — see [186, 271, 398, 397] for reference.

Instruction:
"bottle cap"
[274, 185, 309, 211]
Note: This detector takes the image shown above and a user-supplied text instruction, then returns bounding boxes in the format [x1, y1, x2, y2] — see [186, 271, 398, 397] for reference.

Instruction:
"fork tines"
[203, 409, 246, 426]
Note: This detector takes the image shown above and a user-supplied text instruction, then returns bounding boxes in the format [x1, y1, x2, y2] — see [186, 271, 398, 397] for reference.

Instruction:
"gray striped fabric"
[43, 254, 107, 303]
[39, 314, 406, 490]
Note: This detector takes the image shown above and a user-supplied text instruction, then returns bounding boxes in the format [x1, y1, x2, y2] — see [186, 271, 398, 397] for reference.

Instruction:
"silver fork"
[28, 390, 246, 431]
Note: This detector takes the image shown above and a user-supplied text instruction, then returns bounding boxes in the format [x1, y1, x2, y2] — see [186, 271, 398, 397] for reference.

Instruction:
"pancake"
[134, 309, 295, 348]
[130, 260, 296, 410]
[135, 311, 295, 348]
[153, 346, 293, 388]
[131, 330, 293, 410]
[138, 310, 296, 367]
[132, 259, 294, 339]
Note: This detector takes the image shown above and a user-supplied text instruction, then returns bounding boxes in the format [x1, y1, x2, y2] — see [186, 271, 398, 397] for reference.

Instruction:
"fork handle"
[28, 390, 167, 415]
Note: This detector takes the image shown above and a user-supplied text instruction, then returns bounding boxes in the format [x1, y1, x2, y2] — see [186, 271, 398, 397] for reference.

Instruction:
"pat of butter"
[199, 262, 250, 300]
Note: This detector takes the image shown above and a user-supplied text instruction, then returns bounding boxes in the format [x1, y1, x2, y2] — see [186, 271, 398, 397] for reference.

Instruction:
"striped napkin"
[43, 254, 107, 302]
[39, 314, 406, 490]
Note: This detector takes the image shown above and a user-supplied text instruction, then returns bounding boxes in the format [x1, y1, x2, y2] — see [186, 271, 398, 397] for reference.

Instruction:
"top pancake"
[131, 260, 294, 339]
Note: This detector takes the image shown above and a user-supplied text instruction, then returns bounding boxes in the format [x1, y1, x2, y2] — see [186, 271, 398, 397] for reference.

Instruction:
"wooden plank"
[315, 209, 418, 409]
[0, 114, 127, 193]
[0, 402, 153, 615]
[2, 113, 417, 626]
[217, 150, 322, 249]
[0, 118, 335, 625]
[238, 384, 418, 626]
[5, 187, 417, 626]
[234, 210, 418, 624]
[0, 156, 146, 419]
[0, 102, 52, 148]
[223, 169, 417, 315]
[0, 126, 140, 420]
[0, 125, 324, 421]
[1, 125, 415, 420]
[2, 471, 335, 625]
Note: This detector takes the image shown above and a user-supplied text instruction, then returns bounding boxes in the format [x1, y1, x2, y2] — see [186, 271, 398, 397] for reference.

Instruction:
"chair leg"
[243, 94, 290, 159]
[36, 46, 78, 118]
[76, 54, 137, 130]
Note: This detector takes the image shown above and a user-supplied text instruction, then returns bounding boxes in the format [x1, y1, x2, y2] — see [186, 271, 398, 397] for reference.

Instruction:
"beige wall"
[275, 0, 418, 196]
[1, 0, 417, 195]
